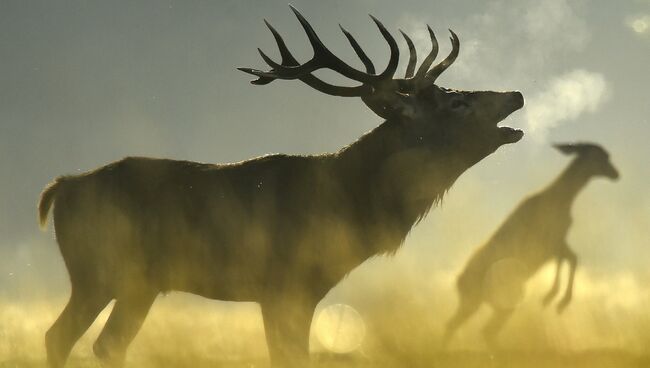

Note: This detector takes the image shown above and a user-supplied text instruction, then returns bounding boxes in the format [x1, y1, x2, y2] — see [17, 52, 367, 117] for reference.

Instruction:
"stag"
[443, 143, 619, 349]
[39, 6, 523, 367]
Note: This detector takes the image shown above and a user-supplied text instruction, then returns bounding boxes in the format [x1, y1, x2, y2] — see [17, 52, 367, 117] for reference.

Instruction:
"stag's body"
[443, 143, 619, 348]
[41, 6, 524, 368]
[42, 130, 459, 303]
[40, 118, 487, 367]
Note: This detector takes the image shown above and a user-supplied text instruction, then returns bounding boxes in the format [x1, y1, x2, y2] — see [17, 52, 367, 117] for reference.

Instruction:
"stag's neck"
[542, 160, 591, 207]
[335, 121, 399, 182]
[333, 120, 463, 254]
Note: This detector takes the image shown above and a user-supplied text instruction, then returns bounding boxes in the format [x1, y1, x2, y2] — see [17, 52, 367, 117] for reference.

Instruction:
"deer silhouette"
[443, 142, 619, 349]
[39, 6, 523, 368]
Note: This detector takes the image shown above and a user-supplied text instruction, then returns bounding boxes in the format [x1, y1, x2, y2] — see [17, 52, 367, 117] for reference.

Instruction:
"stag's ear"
[554, 143, 580, 155]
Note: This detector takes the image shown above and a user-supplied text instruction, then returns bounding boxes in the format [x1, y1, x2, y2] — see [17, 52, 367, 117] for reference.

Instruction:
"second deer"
[443, 143, 619, 348]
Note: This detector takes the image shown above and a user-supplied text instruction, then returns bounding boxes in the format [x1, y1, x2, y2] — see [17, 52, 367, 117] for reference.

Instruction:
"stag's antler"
[239, 5, 396, 97]
[239, 6, 461, 117]
[425, 30, 459, 83]
[399, 30, 417, 78]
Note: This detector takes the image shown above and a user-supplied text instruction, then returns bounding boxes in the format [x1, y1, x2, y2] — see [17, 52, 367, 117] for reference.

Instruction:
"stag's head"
[240, 6, 524, 167]
[555, 143, 620, 181]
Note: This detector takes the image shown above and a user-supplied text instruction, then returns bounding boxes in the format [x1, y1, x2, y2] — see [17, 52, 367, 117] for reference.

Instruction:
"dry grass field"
[2, 268, 649, 368]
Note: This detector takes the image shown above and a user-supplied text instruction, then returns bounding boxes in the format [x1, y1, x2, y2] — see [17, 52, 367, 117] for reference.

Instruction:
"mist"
[1, 0, 649, 367]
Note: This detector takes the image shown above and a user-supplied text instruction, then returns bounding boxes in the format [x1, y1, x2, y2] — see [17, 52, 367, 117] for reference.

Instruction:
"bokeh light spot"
[315, 304, 366, 354]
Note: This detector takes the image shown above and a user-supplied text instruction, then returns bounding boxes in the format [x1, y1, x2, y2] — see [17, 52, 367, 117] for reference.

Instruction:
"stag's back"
[43, 155, 363, 293]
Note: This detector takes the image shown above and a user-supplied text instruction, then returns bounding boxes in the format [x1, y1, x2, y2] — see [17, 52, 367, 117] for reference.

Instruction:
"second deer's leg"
[481, 307, 513, 350]
[542, 255, 563, 307]
[93, 290, 157, 367]
[442, 293, 481, 348]
[557, 247, 578, 313]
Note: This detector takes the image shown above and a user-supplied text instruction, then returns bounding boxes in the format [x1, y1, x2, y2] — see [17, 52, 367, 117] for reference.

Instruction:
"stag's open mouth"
[496, 92, 524, 144]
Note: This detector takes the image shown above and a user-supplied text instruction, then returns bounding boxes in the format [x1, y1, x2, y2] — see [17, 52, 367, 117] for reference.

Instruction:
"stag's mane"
[333, 117, 458, 255]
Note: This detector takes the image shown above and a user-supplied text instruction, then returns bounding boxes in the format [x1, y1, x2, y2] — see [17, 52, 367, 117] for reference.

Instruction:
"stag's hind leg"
[93, 289, 157, 368]
[46, 287, 112, 368]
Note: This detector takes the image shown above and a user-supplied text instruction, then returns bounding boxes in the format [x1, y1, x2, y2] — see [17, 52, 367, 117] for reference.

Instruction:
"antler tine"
[425, 29, 460, 82]
[368, 15, 399, 79]
[264, 19, 299, 66]
[239, 19, 300, 85]
[399, 29, 417, 78]
[414, 25, 438, 80]
[339, 24, 376, 74]
[241, 20, 301, 85]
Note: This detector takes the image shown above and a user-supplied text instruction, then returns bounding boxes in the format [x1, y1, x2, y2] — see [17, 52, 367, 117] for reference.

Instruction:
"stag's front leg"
[261, 298, 316, 368]
[542, 255, 563, 307]
[556, 246, 578, 313]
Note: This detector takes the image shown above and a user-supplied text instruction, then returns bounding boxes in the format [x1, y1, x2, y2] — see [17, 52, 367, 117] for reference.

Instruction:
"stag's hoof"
[93, 340, 126, 368]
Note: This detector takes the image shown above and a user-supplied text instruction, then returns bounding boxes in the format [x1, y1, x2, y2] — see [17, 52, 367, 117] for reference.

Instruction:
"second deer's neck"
[544, 159, 591, 206]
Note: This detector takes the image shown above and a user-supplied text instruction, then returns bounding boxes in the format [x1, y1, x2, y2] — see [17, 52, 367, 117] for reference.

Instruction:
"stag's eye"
[450, 100, 469, 110]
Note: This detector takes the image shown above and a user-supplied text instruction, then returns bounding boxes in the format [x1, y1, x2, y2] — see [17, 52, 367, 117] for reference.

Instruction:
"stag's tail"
[38, 177, 65, 229]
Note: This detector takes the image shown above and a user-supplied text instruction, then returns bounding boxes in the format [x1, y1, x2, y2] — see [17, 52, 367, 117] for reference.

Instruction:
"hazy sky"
[0, 0, 648, 309]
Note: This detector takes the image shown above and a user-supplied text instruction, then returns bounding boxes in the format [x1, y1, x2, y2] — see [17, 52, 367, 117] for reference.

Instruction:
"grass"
[1, 350, 647, 368]
[2, 269, 650, 368]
